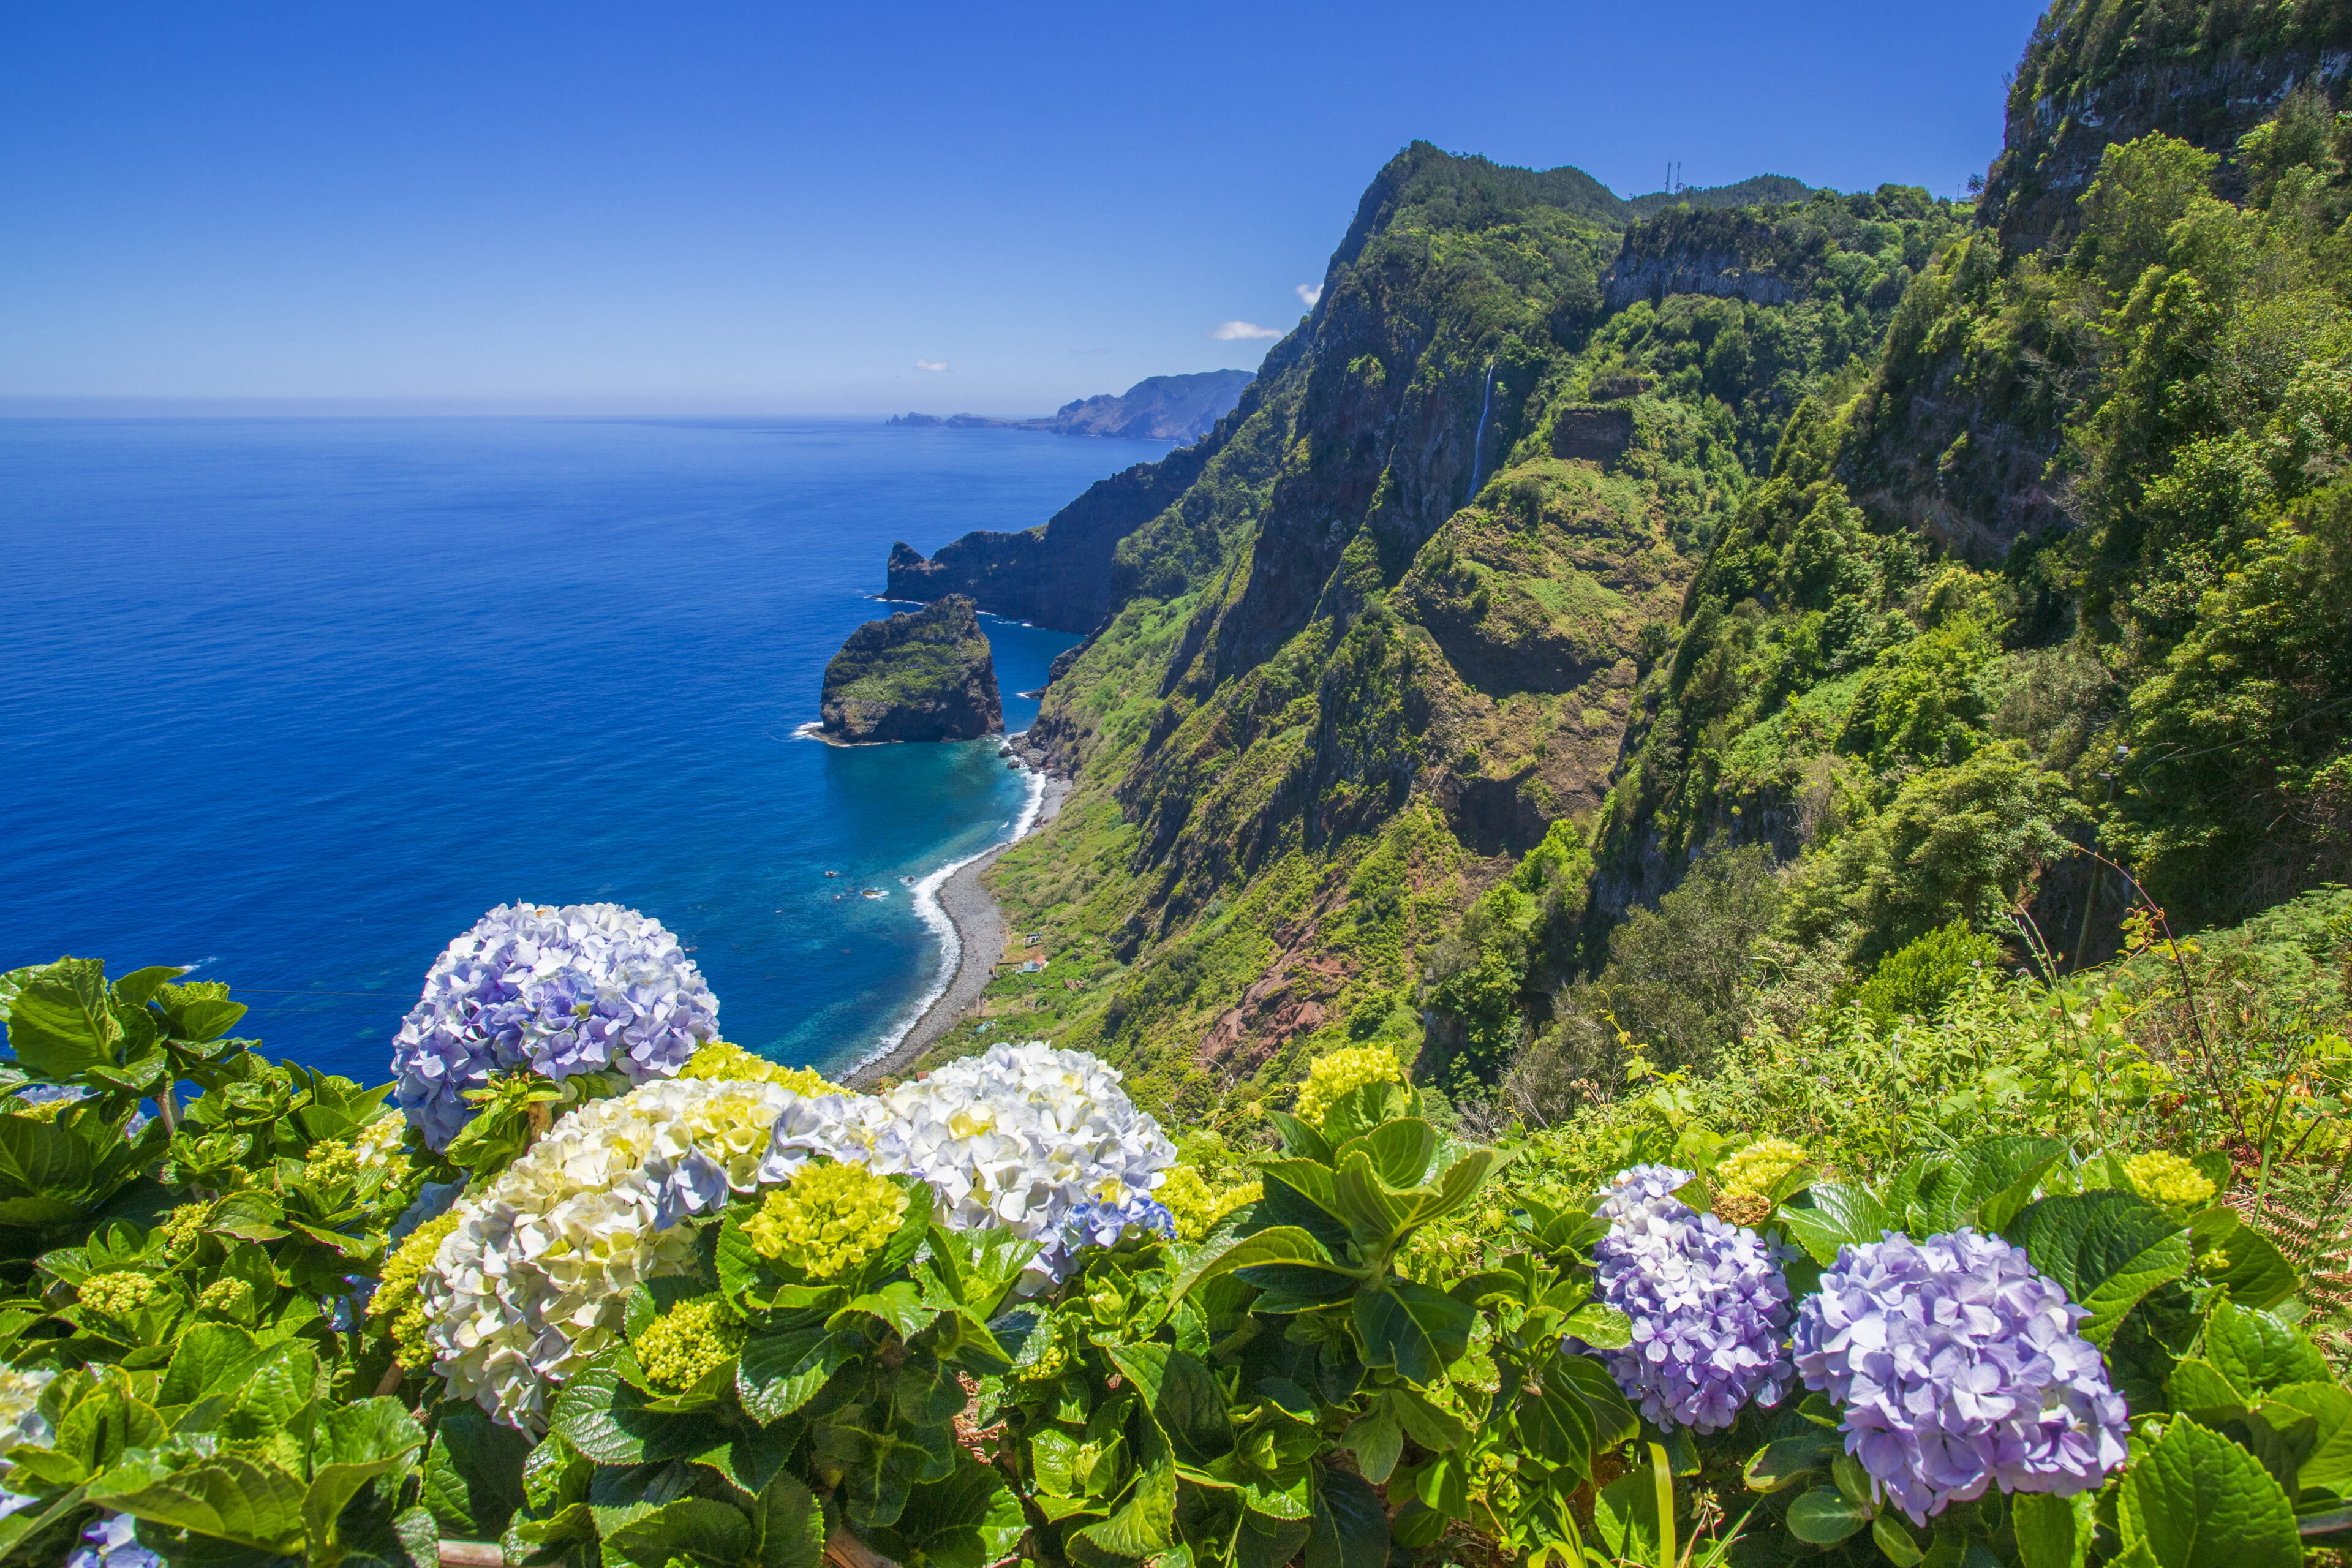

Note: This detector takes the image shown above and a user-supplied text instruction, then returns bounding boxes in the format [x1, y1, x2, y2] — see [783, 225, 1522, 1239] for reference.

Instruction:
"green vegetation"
[820, 594, 1001, 742]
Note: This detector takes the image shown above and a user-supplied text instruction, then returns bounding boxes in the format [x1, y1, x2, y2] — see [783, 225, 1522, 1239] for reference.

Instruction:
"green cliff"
[819, 595, 1004, 743]
[903, 4, 2352, 1139]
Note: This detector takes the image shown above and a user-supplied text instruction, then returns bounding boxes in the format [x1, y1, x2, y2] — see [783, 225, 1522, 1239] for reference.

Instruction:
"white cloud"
[1296, 283, 1323, 306]
[914, 358, 949, 371]
[1210, 320, 1281, 341]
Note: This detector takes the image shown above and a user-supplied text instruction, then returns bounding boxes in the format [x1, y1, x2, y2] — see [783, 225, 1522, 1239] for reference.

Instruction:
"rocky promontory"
[818, 596, 1003, 743]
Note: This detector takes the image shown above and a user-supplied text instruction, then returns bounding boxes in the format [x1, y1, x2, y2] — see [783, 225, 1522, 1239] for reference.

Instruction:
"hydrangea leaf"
[2258, 1381, 2352, 1494]
[1353, 1283, 1471, 1387]
[1785, 1485, 1873, 1544]
[602, 1496, 756, 1568]
[87, 1449, 310, 1555]
[1238, 1509, 1313, 1568]
[1169, 1224, 1336, 1303]
[2011, 1491, 2094, 1568]
[860, 1461, 1026, 1568]
[1342, 1410, 1403, 1482]
[1558, 1301, 1632, 1349]
[1385, 1385, 1471, 1453]
[1518, 1367, 1600, 1475]
[1303, 1464, 1388, 1568]
[1332, 1153, 1417, 1247]
[1776, 1183, 1892, 1266]
[1068, 1450, 1175, 1562]
[3, 958, 120, 1077]
[1265, 1110, 1332, 1164]
[2207, 1223, 2299, 1311]
[2007, 1191, 2192, 1343]
[422, 1406, 531, 1540]
[304, 1397, 428, 1550]
[1106, 1343, 1233, 1466]
[1593, 1469, 1665, 1561]
[1330, 1120, 1436, 1191]
[752, 1472, 823, 1568]
[2166, 1357, 2252, 1422]
[2201, 1298, 2330, 1400]
[1741, 1432, 1842, 1493]
[548, 1350, 649, 1465]
[2119, 1417, 2301, 1568]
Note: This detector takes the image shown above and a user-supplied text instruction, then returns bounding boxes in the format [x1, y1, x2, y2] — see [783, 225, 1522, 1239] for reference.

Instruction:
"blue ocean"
[0, 417, 1163, 1080]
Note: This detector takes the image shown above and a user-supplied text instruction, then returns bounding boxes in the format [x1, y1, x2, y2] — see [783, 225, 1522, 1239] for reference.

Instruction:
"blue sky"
[1, 1, 2049, 413]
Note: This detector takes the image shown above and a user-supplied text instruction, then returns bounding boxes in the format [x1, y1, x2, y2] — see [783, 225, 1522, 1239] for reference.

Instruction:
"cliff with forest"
[895, 2, 2352, 1156]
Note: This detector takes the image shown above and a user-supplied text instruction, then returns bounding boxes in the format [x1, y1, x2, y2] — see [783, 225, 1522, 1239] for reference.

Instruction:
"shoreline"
[843, 771, 1071, 1088]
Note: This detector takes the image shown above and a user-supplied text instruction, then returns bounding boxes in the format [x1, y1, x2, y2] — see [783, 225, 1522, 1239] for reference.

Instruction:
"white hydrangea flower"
[867, 1041, 1174, 1286]
[420, 1076, 805, 1432]
[0, 1367, 52, 1457]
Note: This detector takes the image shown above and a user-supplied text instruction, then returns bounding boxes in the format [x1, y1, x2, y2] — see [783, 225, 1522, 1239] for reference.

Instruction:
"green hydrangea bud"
[630, 1295, 747, 1393]
[80, 1271, 157, 1319]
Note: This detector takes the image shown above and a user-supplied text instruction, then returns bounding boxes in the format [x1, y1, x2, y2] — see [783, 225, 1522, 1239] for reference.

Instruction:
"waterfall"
[1465, 358, 1497, 503]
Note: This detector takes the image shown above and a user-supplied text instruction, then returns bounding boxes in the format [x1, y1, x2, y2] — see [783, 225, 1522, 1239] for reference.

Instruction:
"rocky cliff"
[818, 596, 1003, 743]
[1979, 0, 2352, 255]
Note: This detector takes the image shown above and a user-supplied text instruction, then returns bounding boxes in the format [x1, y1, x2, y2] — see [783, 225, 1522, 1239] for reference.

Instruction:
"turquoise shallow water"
[0, 417, 1150, 1079]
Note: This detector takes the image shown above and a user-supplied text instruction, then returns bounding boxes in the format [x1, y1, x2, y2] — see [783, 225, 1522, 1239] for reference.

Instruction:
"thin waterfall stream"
[1465, 357, 1497, 503]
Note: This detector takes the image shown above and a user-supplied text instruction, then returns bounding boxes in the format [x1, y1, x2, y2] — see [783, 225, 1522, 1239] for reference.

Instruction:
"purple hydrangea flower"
[1573, 1163, 1796, 1433]
[1793, 1229, 2130, 1523]
[391, 902, 718, 1150]
[69, 1513, 161, 1568]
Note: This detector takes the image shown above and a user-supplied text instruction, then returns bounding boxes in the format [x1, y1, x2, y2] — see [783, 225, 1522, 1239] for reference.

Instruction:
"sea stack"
[819, 594, 1004, 743]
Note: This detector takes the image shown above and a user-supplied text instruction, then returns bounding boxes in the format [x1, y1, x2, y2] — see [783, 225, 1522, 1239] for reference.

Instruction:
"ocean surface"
[0, 417, 1163, 1081]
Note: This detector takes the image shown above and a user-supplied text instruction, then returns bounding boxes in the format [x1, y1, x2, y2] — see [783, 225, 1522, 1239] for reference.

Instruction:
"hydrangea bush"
[391, 901, 720, 1150]
[0, 952, 2342, 1568]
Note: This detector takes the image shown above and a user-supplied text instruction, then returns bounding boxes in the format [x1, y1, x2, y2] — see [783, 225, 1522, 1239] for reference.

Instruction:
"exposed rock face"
[818, 596, 1003, 743]
[1981, 18, 2352, 257]
[884, 370, 1255, 443]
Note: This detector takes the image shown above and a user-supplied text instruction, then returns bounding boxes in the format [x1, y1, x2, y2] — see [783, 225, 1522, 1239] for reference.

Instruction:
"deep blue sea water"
[0, 417, 1160, 1081]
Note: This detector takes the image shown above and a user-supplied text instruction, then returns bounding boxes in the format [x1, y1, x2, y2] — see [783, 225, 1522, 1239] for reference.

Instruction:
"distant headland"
[888, 369, 1254, 444]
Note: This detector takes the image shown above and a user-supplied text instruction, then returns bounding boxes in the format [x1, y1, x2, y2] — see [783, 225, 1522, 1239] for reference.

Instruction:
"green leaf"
[1303, 1465, 1387, 1568]
[1874, 1514, 1925, 1566]
[1353, 1284, 1442, 1385]
[755, 1471, 825, 1568]
[1330, 1120, 1436, 1191]
[305, 1398, 426, 1550]
[1594, 1470, 1663, 1562]
[739, 1327, 856, 1423]
[1559, 1301, 1632, 1349]
[1385, 1386, 1470, 1453]
[2260, 1381, 2352, 1494]
[1266, 1109, 1332, 1163]
[1921, 1137, 2066, 1235]
[862, 1460, 1027, 1568]
[549, 1350, 647, 1464]
[88, 1450, 309, 1555]
[2119, 1417, 2301, 1568]
[1069, 1452, 1175, 1563]
[422, 1405, 532, 1540]
[2208, 1224, 2300, 1312]
[2203, 1298, 2330, 1400]
[155, 1324, 271, 1417]
[1787, 1485, 1873, 1545]
[1779, 1183, 1894, 1266]
[830, 1280, 933, 1340]
[1743, 1432, 1842, 1493]
[604, 1496, 756, 1567]
[4, 959, 120, 1077]
[1170, 1225, 1336, 1302]
[2011, 1491, 2091, 1568]
[1343, 1411, 1401, 1483]
[2008, 1191, 2193, 1343]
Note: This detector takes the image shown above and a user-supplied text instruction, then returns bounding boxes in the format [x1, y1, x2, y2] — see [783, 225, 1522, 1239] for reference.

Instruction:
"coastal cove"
[0, 416, 1125, 1080]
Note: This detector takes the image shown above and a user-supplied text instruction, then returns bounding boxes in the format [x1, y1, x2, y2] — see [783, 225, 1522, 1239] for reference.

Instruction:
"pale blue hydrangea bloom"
[1573, 1163, 1796, 1433]
[1793, 1228, 2130, 1523]
[69, 1512, 162, 1568]
[391, 902, 718, 1149]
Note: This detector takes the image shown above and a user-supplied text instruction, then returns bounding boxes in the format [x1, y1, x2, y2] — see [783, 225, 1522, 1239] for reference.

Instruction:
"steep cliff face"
[902, 147, 1926, 1118]
[818, 596, 1003, 743]
[1980, 0, 2352, 256]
